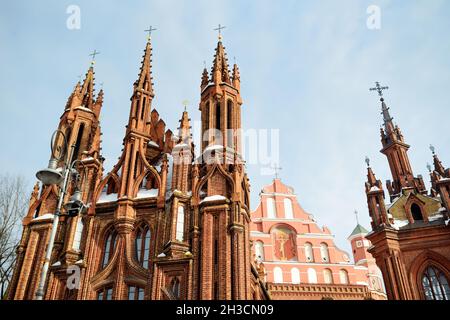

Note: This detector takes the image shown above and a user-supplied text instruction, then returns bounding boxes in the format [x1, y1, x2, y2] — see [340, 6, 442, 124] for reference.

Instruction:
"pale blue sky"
[1, 0, 449, 254]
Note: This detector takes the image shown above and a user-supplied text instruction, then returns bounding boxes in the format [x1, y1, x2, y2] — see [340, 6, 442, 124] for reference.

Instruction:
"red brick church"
[7, 35, 269, 300]
[250, 178, 386, 300]
[363, 85, 450, 300]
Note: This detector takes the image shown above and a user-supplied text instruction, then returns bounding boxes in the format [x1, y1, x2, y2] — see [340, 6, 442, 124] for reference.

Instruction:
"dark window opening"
[215, 102, 221, 130]
[102, 230, 117, 268]
[411, 203, 423, 221]
[135, 225, 151, 268]
[73, 123, 85, 160]
[422, 266, 450, 300]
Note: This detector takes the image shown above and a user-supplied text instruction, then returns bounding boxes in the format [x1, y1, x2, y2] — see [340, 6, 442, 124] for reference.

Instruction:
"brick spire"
[80, 65, 96, 108]
[177, 109, 192, 144]
[201, 66, 209, 90]
[211, 40, 231, 85]
[134, 38, 154, 97]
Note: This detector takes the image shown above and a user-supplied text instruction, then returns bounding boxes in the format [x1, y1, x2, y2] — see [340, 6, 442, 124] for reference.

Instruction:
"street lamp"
[34, 130, 87, 300]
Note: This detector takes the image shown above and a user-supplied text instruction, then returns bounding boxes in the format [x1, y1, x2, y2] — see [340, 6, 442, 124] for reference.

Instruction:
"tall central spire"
[134, 37, 154, 96]
[369, 82, 426, 199]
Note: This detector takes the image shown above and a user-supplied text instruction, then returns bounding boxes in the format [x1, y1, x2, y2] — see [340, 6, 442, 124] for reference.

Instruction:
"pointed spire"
[211, 40, 231, 84]
[80, 65, 96, 108]
[430, 145, 446, 176]
[201, 65, 209, 90]
[134, 38, 154, 96]
[232, 61, 240, 90]
[381, 98, 395, 134]
[177, 108, 192, 144]
[365, 157, 377, 186]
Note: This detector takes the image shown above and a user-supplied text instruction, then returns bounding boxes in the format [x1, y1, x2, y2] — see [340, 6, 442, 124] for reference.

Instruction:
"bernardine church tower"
[364, 84, 450, 300]
[7, 34, 269, 300]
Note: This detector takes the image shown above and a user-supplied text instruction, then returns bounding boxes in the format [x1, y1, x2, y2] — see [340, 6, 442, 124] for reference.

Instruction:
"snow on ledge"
[97, 192, 118, 204]
[32, 213, 55, 222]
[136, 188, 159, 199]
[200, 195, 227, 204]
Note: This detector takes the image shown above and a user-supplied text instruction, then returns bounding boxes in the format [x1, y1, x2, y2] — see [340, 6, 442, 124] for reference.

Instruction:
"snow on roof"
[391, 219, 409, 230]
[32, 213, 54, 222]
[74, 106, 93, 113]
[136, 188, 159, 199]
[173, 143, 189, 150]
[148, 140, 159, 148]
[428, 213, 444, 222]
[370, 186, 380, 192]
[203, 144, 224, 152]
[97, 192, 118, 204]
[51, 261, 61, 267]
[200, 195, 227, 204]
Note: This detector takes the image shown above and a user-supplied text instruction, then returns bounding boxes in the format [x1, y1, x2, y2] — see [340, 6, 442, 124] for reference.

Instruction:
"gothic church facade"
[7, 36, 269, 300]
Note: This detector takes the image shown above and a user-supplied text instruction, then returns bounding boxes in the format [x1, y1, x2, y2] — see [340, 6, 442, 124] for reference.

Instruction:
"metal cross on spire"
[365, 156, 370, 167]
[145, 25, 157, 40]
[89, 50, 100, 66]
[272, 164, 282, 179]
[370, 81, 389, 99]
[214, 24, 226, 40]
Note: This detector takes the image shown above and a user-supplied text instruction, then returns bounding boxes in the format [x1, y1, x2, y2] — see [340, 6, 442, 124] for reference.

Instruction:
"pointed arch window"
[226, 100, 233, 148]
[324, 269, 333, 284]
[284, 198, 293, 219]
[73, 123, 85, 160]
[320, 243, 330, 262]
[72, 217, 84, 251]
[266, 198, 276, 218]
[171, 278, 181, 299]
[273, 267, 283, 283]
[411, 203, 423, 221]
[291, 268, 300, 284]
[422, 266, 450, 300]
[102, 229, 117, 268]
[215, 102, 221, 131]
[135, 225, 151, 268]
[305, 242, 314, 262]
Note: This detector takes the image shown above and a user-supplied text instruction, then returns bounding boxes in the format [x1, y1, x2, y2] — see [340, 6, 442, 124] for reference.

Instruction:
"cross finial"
[144, 25, 157, 41]
[100, 82, 104, 90]
[354, 210, 360, 225]
[427, 163, 432, 172]
[182, 99, 189, 111]
[429, 144, 436, 155]
[370, 81, 389, 100]
[214, 24, 226, 41]
[365, 156, 370, 167]
[89, 50, 100, 66]
[272, 164, 282, 179]
[77, 74, 82, 82]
